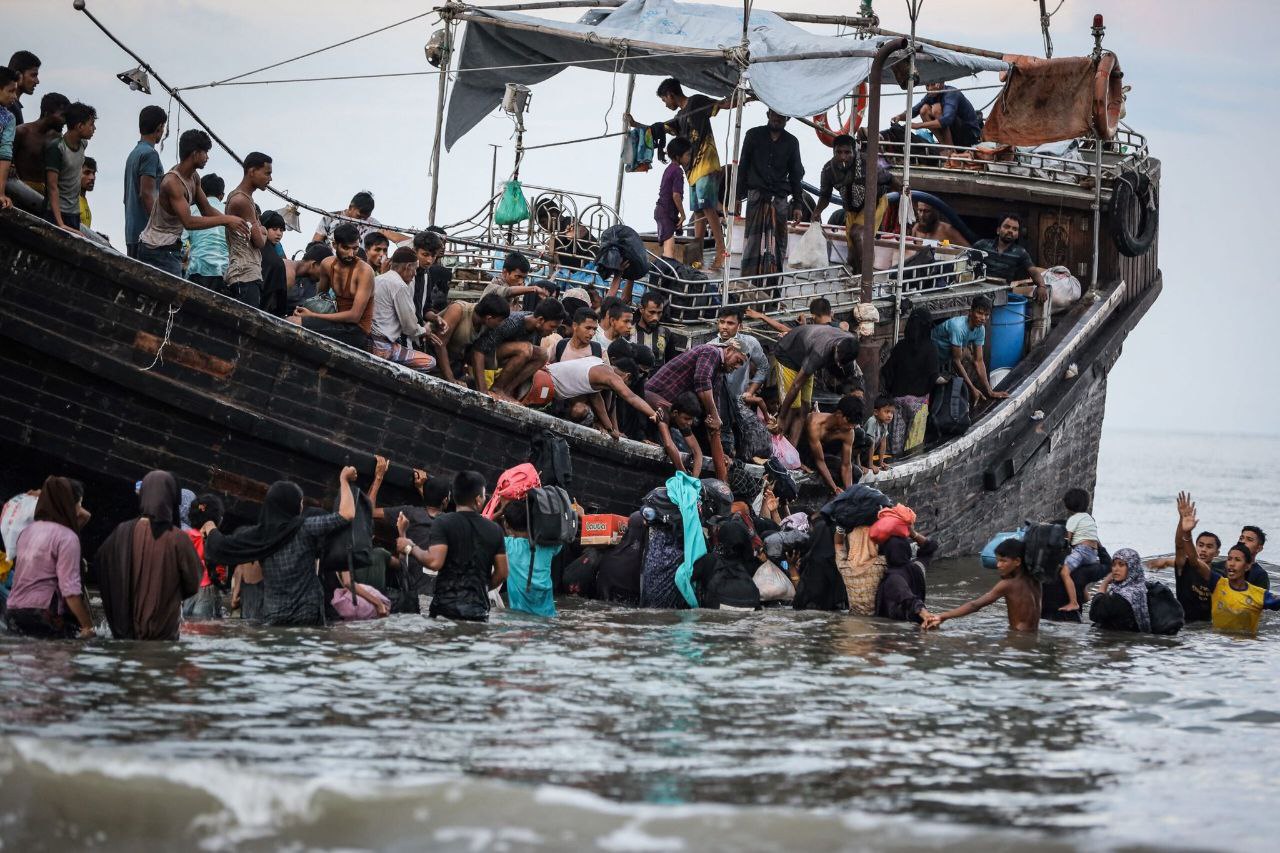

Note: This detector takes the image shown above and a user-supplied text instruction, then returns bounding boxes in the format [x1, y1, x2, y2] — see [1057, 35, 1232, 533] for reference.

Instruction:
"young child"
[922, 538, 1042, 632]
[1057, 487, 1099, 614]
[863, 395, 895, 474]
[656, 137, 692, 257]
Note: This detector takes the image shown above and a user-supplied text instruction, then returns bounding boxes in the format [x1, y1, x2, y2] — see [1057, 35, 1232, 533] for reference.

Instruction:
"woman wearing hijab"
[5, 476, 95, 639]
[691, 516, 762, 610]
[1089, 548, 1152, 633]
[874, 531, 939, 624]
[879, 307, 939, 455]
[95, 471, 204, 641]
[205, 467, 357, 626]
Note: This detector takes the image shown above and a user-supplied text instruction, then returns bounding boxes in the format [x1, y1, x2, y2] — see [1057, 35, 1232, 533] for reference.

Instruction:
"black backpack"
[596, 512, 647, 606]
[530, 429, 573, 490]
[932, 376, 971, 437]
[641, 487, 682, 528]
[1146, 581, 1185, 636]
[562, 548, 605, 598]
[1022, 521, 1070, 582]
[526, 486, 579, 548]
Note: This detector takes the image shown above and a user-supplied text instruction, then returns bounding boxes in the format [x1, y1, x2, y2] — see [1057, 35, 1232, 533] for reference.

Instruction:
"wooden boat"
[0, 2, 1162, 555]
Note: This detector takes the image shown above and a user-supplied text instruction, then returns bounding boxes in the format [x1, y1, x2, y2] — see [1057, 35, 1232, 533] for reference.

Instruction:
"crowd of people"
[0, 462, 1273, 641]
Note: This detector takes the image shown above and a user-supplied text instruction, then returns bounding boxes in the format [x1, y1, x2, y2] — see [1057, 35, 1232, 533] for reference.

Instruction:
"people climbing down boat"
[1174, 492, 1279, 636]
[626, 78, 734, 270]
[545, 340, 658, 441]
[880, 308, 940, 456]
[692, 515, 762, 611]
[803, 395, 864, 497]
[644, 342, 748, 482]
[501, 500, 560, 618]
[924, 537, 1042, 633]
[932, 295, 1007, 407]
[1056, 487, 1103, 617]
[290, 223, 376, 350]
[773, 322, 862, 448]
[470, 298, 564, 403]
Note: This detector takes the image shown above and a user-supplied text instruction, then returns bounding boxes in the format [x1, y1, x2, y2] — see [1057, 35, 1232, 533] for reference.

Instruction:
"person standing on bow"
[736, 110, 805, 303]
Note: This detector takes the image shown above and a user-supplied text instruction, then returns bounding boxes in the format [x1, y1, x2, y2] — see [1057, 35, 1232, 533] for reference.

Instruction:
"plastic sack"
[0, 493, 38, 558]
[790, 224, 828, 269]
[495, 180, 531, 226]
[770, 433, 802, 470]
[753, 559, 796, 602]
[1042, 265, 1082, 310]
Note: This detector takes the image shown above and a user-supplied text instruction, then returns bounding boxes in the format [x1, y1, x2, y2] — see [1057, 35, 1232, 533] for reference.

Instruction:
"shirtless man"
[911, 200, 969, 247]
[11, 92, 67, 200]
[922, 537, 1041, 632]
[550, 307, 602, 363]
[290, 223, 375, 350]
[547, 348, 659, 440]
[805, 394, 862, 496]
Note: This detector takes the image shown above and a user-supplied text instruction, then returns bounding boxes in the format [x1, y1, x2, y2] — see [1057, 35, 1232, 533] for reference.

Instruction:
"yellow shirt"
[1211, 574, 1264, 634]
[78, 194, 92, 228]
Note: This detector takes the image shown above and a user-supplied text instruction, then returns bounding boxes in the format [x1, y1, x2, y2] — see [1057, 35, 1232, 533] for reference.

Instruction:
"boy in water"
[1057, 487, 1099, 614]
[922, 538, 1041, 632]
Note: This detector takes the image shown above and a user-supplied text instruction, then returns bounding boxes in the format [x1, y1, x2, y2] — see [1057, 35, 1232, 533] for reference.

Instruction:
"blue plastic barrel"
[989, 294, 1028, 371]
[981, 529, 1025, 569]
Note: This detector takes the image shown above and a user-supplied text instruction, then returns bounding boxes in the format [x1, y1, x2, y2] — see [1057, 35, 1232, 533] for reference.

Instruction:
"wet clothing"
[6, 521, 82, 618]
[1109, 548, 1151, 632]
[504, 536, 560, 617]
[124, 140, 163, 250]
[875, 537, 938, 623]
[256, 513, 348, 626]
[640, 525, 687, 609]
[427, 511, 505, 622]
[1175, 557, 1213, 623]
[691, 518, 761, 610]
[1210, 572, 1265, 634]
[972, 239, 1034, 283]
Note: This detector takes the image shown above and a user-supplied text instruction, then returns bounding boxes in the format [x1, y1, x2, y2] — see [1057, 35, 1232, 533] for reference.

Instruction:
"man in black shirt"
[398, 470, 507, 622]
[971, 214, 1046, 299]
[737, 111, 805, 288]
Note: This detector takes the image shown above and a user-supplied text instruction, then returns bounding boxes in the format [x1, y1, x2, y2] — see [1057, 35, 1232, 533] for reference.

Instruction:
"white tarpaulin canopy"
[445, 0, 1006, 150]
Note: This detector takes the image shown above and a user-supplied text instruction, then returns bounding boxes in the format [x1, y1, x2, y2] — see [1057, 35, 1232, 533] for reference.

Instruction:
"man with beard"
[224, 151, 272, 308]
[971, 213, 1046, 298]
[291, 222, 375, 350]
[736, 110, 805, 287]
[910, 199, 969, 247]
[812, 134, 871, 270]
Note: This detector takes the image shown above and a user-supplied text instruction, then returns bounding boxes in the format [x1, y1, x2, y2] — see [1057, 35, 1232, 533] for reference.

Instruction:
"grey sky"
[7, 0, 1276, 434]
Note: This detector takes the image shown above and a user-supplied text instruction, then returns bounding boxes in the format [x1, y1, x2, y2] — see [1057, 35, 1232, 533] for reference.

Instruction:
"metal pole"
[428, 17, 454, 227]
[860, 38, 909, 302]
[722, 82, 746, 305]
[487, 144, 499, 243]
[1090, 139, 1102, 291]
[892, 10, 919, 345]
[614, 73, 635, 215]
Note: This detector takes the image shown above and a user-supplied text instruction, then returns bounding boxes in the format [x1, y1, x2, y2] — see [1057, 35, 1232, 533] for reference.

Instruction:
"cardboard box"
[580, 514, 628, 546]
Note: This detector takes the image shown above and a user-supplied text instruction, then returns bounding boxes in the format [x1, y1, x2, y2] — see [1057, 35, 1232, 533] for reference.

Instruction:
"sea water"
[0, 428, 1276, 852]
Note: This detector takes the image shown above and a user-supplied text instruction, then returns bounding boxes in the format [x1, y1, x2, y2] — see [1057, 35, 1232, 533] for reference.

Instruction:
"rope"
[142, 303, 181, 371]
[523, 130, 627, 151]
[176, 51, 718, 92]
[207, 10, 436, 87]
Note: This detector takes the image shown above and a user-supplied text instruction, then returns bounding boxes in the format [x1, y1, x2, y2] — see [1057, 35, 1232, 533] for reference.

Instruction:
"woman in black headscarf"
[205, 467, 356, 626]
[96, 471, 203, 640]
[874, 532, 939, 624]
[692, 516, 762, 610]
[879, 307, 939, 455]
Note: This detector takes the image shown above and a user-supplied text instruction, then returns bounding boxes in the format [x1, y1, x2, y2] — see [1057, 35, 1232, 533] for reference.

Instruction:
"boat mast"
[720, 1, 752, 303]
[428, 9, 456, 227]
[1089, 13, 1105, 293]
[860, 37, 909, 302]
[614, 72, 636, 216]
[892, 1, 923, 346]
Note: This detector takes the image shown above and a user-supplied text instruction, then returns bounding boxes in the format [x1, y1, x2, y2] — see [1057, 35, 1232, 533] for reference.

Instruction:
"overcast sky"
[7, 0, 1277, 435]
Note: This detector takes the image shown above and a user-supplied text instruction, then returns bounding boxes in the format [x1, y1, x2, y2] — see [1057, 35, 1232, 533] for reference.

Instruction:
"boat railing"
[441, 229, 991, 323]
[877, 129, 1153, 191]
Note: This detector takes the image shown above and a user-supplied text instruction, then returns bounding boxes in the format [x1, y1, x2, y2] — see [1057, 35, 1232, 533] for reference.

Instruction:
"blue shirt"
[183, 198, 228, 278]
[911, 88, 982, 139]
[932, 315, 985, 362]
[123, 140, 163, 246]
[0, 107, 15, 163]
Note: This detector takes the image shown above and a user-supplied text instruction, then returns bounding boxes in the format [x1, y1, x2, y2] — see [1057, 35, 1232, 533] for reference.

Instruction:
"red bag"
[869, 504, 916, 544]
[481, 463, 541, 520]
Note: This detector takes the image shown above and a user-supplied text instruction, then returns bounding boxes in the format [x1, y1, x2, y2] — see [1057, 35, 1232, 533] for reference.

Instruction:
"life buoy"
[1093, 52, 1123, 140]
[1109, 169, 1157, 257]
[814, 83, 868, 147]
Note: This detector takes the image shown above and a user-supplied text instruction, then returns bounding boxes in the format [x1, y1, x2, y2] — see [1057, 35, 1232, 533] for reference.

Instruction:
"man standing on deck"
[137, 130, 248, 277]
[224, 152, 272, 308]
[811, 134, 868, 272]
[5, 52, 40, 127]
[644, 341, 748, 484]
[123, 105, 167, 258]
[626, 79, 736, 271]
[737, 111, 805, 290]
[10, 92, 68, 211]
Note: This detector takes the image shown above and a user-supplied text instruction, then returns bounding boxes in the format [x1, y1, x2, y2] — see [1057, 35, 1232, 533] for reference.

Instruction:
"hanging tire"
[1109, 170, 1157, 257]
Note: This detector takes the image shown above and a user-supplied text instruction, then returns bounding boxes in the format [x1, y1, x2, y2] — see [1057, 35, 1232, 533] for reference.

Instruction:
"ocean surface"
[1, 428, 1276, 852]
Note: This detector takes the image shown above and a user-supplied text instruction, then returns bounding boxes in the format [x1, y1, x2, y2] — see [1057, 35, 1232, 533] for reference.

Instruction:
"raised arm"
[337, 466, 358, 520]
[1176, 491, 1212, 581]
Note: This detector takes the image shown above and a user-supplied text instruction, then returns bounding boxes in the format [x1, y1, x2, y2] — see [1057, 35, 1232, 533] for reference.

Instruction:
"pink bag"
[481, 463, 541, 519]
[330, 584, 390, 621]
[770, 434, 802, 470]
[868, 504, 916, 544]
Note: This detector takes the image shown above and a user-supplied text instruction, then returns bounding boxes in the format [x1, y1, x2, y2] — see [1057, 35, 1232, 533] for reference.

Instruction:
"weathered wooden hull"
[0, 208, 1159, 555]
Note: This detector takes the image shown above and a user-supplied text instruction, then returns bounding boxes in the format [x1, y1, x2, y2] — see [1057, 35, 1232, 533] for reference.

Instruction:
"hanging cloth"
[667, 472, 706, 609]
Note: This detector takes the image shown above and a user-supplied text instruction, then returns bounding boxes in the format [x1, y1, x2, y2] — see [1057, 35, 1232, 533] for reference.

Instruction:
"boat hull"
[0, 210, 1159, 555]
